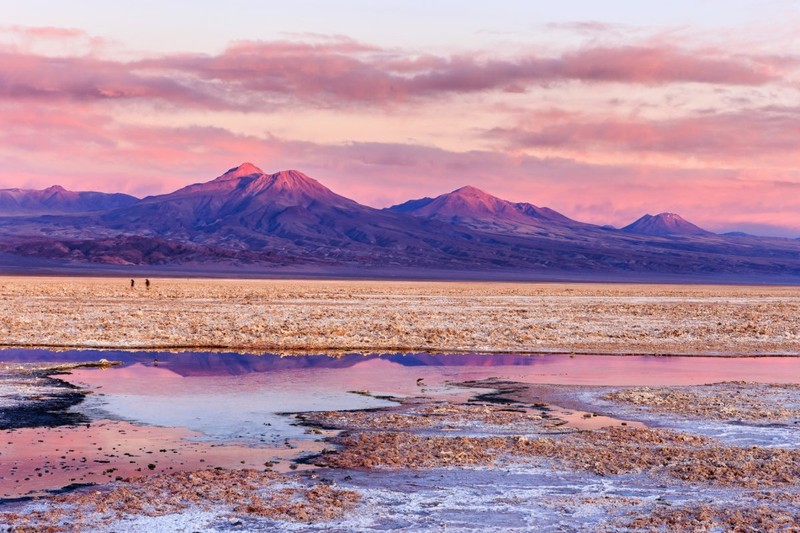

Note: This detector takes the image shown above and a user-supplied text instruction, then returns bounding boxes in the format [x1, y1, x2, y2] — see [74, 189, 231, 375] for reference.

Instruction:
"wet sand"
[1, 276, 799, 355]
[0, 420, 332, 500]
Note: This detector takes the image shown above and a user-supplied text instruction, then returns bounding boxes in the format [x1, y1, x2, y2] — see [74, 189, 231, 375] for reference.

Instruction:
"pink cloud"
[152, 42, 784, 106]
[403, 46, 783, 95]
[0, 25, 112, 54]
[556, 46, 786, 85]
[0, 51, 237, 109]
[4, 25, 88, 40]
[0, 36, 791, 111]
[490, 107, 800, 161]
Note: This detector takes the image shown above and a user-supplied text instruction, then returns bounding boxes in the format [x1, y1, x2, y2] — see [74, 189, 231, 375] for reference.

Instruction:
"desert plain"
[2, 276, 800, 531]
[1, 276, 799, 355]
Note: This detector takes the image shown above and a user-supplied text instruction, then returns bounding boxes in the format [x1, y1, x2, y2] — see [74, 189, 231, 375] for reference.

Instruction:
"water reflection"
[2, 349, 800, 387]
[0, 349, 572, 377]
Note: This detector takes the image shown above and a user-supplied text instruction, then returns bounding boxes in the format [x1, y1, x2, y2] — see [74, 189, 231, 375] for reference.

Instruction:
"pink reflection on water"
[71, 354, 800, 399]
[277, 353, 800, 390]
[516, 355, 800, 387]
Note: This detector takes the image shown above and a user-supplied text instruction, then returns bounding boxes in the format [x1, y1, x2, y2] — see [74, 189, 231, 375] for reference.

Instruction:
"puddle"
[4, 350, 800, 386]
[578, 388, 800, 447]
[4, 349, 800, 445]
[546, 405, 645, 431]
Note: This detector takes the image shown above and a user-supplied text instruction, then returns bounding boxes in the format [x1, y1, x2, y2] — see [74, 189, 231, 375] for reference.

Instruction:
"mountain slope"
[0, 185, 138, 215]
[622, 213, 713, 236]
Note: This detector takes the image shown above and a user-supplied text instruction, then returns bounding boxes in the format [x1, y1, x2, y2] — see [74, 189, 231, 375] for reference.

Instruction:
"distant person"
[145, 279, 151, 290]
[130, 279, 135, 289]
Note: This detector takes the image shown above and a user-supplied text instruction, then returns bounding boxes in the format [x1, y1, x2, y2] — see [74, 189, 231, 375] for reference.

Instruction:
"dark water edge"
[0, 370, 90, 430]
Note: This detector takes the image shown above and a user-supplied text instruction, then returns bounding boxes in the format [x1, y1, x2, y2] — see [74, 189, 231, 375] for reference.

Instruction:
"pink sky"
[1, 3, 800, 236]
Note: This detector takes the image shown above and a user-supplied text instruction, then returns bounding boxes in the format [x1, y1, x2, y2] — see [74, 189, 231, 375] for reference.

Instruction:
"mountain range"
[1, 163, 799, 281]
[0, 185, 137, 214]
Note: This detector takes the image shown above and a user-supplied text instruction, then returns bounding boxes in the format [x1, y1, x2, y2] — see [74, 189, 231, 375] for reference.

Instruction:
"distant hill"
[0, 185, 138, 215]
[388, 185, 581, 235]
[622, 213, 713, 236]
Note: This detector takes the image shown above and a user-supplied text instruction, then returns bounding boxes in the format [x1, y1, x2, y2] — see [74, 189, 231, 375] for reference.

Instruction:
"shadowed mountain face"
[1, 163, 800, 280]
[622, 213, 712, 236]
[0, 185, 138, 215]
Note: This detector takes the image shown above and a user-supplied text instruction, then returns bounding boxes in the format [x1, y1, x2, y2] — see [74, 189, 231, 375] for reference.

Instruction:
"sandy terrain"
[1, 276, 799, 355]
[3, 277, 800, 529]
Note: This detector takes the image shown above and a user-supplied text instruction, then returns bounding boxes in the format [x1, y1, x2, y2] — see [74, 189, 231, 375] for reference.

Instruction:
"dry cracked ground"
[1, 276, 799, 355]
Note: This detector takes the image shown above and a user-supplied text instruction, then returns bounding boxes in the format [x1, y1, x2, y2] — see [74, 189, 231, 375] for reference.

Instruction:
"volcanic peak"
[215, 162, 265, 181]
[623, 212, 712, 236]
[413, 185, 516, 217]
[389, 184, 576, 228]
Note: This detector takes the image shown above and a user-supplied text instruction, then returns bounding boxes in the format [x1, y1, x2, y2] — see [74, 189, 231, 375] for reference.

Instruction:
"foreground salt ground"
[4, 380, 800, 531]
[1, 276, 800, 355]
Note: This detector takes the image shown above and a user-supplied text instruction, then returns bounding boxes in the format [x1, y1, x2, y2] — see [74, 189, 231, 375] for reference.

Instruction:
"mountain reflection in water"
[2, 349, 800, 387]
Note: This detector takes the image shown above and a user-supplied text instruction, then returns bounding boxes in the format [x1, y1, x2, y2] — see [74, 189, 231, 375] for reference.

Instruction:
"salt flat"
[1, 276, 799, 355]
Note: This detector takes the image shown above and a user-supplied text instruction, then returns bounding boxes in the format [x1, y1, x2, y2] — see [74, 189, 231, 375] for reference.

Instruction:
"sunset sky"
[2, 1, 800, 236]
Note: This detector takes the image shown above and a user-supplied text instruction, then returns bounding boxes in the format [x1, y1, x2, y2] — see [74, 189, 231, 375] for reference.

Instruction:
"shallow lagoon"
[3, 350, 800, 530]
[4, 349, 800, 445]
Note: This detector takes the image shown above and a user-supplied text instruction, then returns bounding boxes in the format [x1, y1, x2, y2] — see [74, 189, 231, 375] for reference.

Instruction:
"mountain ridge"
[388, 184, 581, 235]
[1, 163, 799, 280]
[0, 185, 138, 215]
